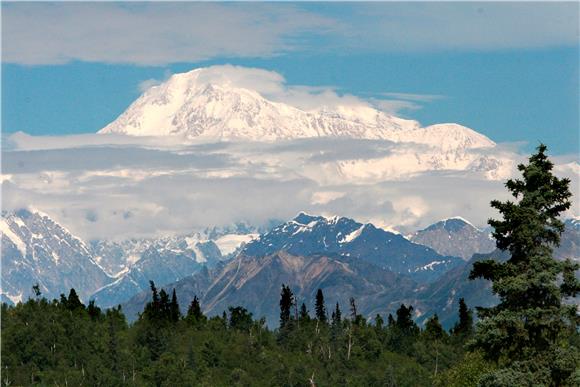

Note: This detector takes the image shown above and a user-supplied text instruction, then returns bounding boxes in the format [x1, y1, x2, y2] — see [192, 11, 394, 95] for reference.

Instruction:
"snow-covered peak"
[99, 66, 495, 149]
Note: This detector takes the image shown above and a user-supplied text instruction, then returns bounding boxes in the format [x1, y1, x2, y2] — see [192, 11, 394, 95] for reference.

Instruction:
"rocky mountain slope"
[410, 217, 496, 260]
[0, 209, 111, 303]
[90, 238, 222, 308]
[122, 251, 418, 325]
[242, 212, 463, 283]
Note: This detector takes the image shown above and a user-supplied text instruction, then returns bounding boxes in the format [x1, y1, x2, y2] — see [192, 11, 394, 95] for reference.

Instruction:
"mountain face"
[556, 218, 580, 262]
[90, 234, 224, 308]
[99, 67, 494, 148]
[241, 213, 463, 283]
[0, 209, 111, 303]
[410, 217, 496, 261]
[122, 251, 418, 325]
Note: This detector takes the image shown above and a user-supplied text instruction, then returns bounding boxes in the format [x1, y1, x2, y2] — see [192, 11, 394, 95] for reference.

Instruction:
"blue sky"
[2, 2, 579, 154]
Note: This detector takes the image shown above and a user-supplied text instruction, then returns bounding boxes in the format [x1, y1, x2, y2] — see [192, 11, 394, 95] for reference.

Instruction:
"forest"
[2, 147, 579, 386]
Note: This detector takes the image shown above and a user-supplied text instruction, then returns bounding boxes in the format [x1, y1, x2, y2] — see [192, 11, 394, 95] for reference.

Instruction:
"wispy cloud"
[2, 3, 577, 66]
[2, 3, 335, 66]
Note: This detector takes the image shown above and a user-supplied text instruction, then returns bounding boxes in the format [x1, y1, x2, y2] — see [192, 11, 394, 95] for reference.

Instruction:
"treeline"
[3, 282, 481, 386]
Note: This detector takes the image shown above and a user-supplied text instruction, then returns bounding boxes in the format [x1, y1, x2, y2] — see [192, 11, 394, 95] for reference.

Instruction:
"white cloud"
[339, 3, 579, 52]
[2, 3, 577, 66]
[3, 133, 578, 241]
[2, 3, 335, 65]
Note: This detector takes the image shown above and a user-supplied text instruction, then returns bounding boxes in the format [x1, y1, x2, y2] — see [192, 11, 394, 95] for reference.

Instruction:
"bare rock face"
[410, 217, 496, 261]
[122, 251, 417, 325]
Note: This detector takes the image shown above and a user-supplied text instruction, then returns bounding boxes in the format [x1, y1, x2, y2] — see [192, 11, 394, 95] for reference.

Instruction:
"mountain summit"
[99, 66, 495, 150]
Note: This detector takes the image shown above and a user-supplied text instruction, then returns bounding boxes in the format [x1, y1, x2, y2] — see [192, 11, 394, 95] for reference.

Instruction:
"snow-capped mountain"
[90, 238, 222, 308]
[99, 67, 494, 149]
[0, 209, 111, 303]
[241, 212, 463, 283]
[410, 217, 496, 260]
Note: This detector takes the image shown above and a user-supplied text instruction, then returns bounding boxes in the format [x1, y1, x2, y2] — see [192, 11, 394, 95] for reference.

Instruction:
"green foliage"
[2, 290, 473, 386]
[315, 288, 327, 324]
[469, 144, 580, 385]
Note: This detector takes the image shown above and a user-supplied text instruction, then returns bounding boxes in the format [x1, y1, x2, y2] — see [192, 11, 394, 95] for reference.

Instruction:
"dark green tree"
[331, 302, 342, 326]
[424, 314, 445, 341]
[395, 304, 417, 333]
[170, 289, 180, 322]
[299, 302, 310, 322]
[65, 288, 83, 311]
[159, 289, 170, 319]
[228, 306, 253, 332]
[469, 144, 579, 384]
[451, 298, 473, 337]
[314, 288, 327, 324]
[87, 300, 102, 320]
[186, 295, 205, 323]
[279, 284, 294, 328]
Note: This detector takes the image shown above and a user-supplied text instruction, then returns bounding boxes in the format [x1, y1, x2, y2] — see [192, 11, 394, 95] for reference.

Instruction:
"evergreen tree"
[228, 306, 253, 332]
[299, 302, 310, 322]
[424, 314, 445, 341]
[186, 295, 205, 323]
[314, 288, 327, 324]
[279, 284, 294, 328]
[170, 289, 180, 322]
[65, 288, 83, 311]
[451, 298, 473, 337]
[159, 289, 170, 320]
[87, 300, 102, 320]
[395, 304, 417, 333]
[331, 302, 342, 326]
[469, 144, 579, 384]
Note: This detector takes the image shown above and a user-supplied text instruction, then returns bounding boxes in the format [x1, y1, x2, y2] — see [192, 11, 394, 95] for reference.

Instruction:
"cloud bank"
[3, 132, 578, 241]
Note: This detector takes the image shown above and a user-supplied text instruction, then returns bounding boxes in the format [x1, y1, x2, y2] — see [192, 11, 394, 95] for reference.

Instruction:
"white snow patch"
[340, 225, 365, 244]
[0, 219, 27, 257]
[215, 233, 258, 255]
[51, 251, 60, 264]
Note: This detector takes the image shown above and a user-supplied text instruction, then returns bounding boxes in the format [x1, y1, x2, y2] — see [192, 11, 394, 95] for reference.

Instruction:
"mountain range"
[3, 209, 577, 327]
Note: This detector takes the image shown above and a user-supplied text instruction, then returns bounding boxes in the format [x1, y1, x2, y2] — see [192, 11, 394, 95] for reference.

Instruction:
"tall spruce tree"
[469, 144, 579, 385]
[170, 289, 180, 322]
[452, 298, 473, 337]
[315, 288, 327, 323]
[279, 284, 294, 328]
[186, 295, 205, 322]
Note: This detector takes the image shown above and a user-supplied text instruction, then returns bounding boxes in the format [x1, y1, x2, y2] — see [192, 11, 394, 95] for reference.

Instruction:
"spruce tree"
[469, 144, 579, 385]
[395, 304, 417, 333]
[66, 288, 83, 311]
[186, 295, 205, 323]
[170, 289, 180, 322]
[424, 314, 445, 341]
[299, 302, 310, 322]
[452, 298, 473, 337]
[159, 289, 170, 320]
[332, 302, 342, 325]
[279, 284, 294, 328]
[314, 288, 327, 324]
